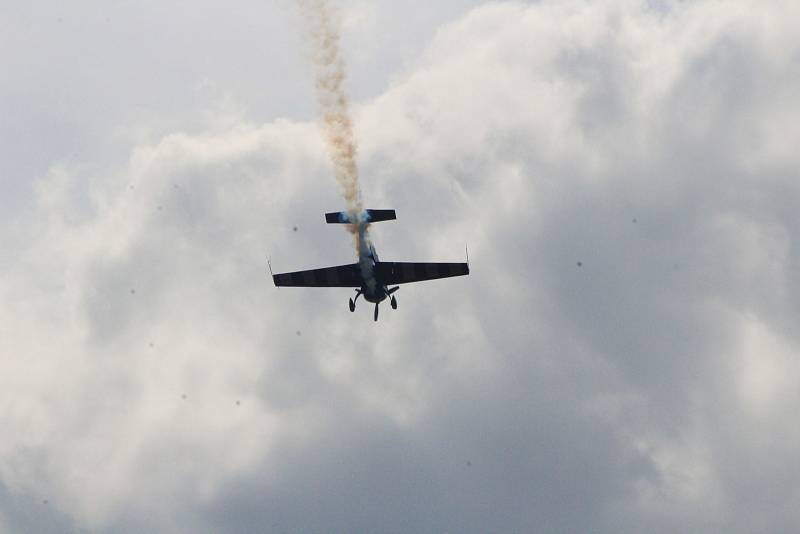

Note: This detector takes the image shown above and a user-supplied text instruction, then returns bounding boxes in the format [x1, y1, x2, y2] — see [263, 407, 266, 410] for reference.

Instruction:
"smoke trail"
[297, 0, 363, 215]
[298, 0, 376, 290]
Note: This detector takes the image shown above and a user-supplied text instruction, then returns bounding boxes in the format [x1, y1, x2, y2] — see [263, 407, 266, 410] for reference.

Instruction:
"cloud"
[2, 0, 800, 532]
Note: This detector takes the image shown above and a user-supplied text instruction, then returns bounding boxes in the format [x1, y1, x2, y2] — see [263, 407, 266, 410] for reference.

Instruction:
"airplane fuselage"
[358, 243, 389, 303]
[362, 276, 394, 303]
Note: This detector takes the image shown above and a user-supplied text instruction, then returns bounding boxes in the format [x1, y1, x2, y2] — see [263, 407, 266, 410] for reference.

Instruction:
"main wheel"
[390, 296, 397, 309]
[349, 298, 355, 312]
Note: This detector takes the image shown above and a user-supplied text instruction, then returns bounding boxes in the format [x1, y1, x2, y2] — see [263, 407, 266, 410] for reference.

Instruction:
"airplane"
[270, 209, 469, 321]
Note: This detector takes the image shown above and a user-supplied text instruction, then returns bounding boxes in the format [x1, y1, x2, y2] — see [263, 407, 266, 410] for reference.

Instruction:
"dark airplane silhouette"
[270, 209, 469, 321]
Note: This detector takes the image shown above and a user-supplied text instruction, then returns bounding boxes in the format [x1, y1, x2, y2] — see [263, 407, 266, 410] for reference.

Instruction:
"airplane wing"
[376, 262, 469, 285]
[272, 263, 362, 287]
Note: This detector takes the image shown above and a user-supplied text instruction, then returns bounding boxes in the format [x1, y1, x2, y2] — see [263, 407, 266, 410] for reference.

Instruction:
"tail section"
[325, 209, 396, 224]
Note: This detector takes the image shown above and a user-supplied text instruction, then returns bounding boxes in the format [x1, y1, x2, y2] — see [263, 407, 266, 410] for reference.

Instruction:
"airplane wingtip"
[267, 257, 279, 289]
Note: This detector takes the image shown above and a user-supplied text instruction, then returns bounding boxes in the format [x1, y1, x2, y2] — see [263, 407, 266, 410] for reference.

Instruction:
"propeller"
[374, 303, 379, 322]
[388, 286, 400, 294]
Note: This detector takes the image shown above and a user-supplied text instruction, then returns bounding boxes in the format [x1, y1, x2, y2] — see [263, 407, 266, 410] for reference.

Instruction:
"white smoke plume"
[297, 0, 375, 288]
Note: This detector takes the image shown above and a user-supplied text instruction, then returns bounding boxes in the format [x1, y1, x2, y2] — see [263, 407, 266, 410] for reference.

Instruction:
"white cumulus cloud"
[2, 1, 800, 532]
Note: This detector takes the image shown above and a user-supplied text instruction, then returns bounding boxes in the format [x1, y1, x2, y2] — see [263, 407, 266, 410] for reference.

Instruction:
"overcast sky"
[2, 0, 800, 532]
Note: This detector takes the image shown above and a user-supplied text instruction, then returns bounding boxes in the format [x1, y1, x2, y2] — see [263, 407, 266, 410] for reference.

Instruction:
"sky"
[2, 0, 800, 532]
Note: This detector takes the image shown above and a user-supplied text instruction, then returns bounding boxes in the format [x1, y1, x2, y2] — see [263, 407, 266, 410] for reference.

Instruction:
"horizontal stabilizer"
[325, 209, 396, 224]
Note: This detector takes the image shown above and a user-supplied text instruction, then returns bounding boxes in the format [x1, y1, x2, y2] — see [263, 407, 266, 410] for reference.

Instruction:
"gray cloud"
[2, 0, 800, 532]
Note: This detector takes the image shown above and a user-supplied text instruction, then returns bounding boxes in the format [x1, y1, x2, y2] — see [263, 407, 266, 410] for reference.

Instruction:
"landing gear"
[349, 289, 361, 312]
[390, 296, 397, 309]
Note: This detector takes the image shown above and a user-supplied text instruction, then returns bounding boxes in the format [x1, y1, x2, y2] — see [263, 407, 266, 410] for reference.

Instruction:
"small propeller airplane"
[270, 209, 469, 321]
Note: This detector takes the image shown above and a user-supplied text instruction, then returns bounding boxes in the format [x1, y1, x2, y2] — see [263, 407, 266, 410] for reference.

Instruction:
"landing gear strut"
[349, 289, 361, 312]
